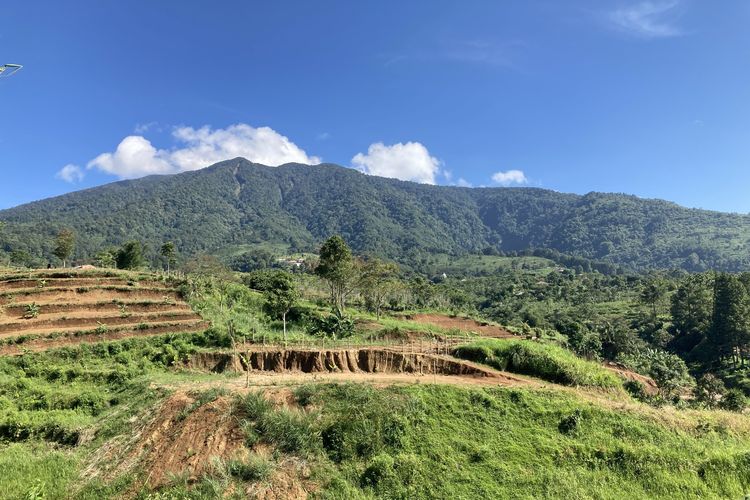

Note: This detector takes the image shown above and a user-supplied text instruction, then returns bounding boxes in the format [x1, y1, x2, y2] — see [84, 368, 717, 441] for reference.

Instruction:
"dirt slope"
[0, 269, 208, 354]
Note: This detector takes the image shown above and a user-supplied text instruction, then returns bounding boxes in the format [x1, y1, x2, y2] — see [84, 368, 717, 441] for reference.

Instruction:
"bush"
[558, 409, 583, 435]
[720, 389, 747, 412]
[624, 380, 647, 401]
[306, 314, 355, 339]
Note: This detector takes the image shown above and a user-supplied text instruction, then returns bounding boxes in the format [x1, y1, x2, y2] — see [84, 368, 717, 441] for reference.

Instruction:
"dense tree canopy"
[2, 159, 750, 272]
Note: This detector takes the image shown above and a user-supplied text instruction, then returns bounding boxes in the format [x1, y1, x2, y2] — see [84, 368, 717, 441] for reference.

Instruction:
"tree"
[262, 270, 299, 342]
[53, 229, 76, 268]
[640, 278, 667, 318]
[693, 373, 725, 408]
[160, 242, 177, 273]
[315, 236, 356, 318]
[709, 273, 750, 367]
[669, 273, 713, 353]
[116, 241, 146, 270]
[94, 248, 117, 268]
[359, 258, 400, 319]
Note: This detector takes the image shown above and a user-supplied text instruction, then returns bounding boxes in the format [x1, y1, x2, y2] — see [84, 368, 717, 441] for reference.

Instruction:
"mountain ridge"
[2, 158, 750, 272]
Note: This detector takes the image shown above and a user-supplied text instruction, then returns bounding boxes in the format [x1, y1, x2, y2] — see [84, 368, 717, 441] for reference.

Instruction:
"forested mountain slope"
[2, 158, 749, 272]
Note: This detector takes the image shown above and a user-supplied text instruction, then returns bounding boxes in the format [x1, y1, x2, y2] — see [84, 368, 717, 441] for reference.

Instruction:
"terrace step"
[0, 311, 203, 337]
[0, 320, 210, 355]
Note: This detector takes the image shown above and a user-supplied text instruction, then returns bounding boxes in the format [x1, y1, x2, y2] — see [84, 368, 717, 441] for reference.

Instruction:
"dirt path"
[176, 370, 535, 391]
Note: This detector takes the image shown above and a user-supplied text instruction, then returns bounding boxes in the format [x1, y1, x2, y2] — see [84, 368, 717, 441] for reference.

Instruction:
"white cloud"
[491, 170, 528, 186]
[85, 123, 321, 180]
[456, 178, 472, 187]
[87, 136, 174, 178]
[352, 142, 441, 184]
[609, 1, 683, 38]
[56, 164, 85, 183]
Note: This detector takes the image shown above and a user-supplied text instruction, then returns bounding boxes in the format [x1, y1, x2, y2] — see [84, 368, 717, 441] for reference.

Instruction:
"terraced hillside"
[0, 269, 208, 354]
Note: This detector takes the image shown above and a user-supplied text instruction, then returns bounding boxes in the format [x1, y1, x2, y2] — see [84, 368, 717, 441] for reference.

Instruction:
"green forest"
[2, 159, 750, 272]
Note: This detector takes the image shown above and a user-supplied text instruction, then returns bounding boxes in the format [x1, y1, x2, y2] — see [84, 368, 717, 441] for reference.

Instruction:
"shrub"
[558, 409, 583, 435]
[306, 314, 355, 339]
[624, 380, 647, 401]
[720, 389, 747, 412]
[235, 392, 318, 455]
[23, 303, 40, 319]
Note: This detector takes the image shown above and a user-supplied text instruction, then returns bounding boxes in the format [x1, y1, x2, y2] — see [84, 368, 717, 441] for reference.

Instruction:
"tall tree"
[315, 235, 356, 318]
[262, 270, 299, 342]
[116, 241, 146, 270]
[160, 242, 177, 273]
[53, 229, 76, 268]
[709, 273, 750, 367]
[669, 273, 713, 353]
[359, 258, 400, 319]
[640, 278, 667, 318]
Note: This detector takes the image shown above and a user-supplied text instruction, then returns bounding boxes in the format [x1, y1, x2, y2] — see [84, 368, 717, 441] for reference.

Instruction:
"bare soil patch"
[405, 313, 518, 338]
[186, 348, 532, 389]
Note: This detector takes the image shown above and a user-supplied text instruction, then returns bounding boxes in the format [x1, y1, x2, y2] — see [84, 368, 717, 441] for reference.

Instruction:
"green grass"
[0, 443, 79, 499]
[453, 338, 623, 389]
[0, 331, 747, 499]
[304, 383, 750, 499]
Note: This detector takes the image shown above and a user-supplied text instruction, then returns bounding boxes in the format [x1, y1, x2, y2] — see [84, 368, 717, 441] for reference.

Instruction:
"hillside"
[2, 158, 750, 272]
[0, 269, 207, 354]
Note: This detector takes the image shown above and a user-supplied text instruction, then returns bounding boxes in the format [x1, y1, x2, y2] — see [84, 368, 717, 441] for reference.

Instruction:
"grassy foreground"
[0, 334, 747, 498]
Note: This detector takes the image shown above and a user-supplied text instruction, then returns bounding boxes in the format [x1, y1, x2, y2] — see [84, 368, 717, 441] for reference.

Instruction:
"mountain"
[2, 158, 750, 272]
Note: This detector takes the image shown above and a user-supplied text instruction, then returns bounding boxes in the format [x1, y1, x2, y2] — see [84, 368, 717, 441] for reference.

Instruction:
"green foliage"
[453, 339, 623, 389]
[310, 384, 750, 499]
[306, 314, 355, 340]
[225, 456, 273, 482]
[261, 270, 299, 339]
[316, 235, 355, 318]
[115, 241, 145, 270]
[618, 349, 692, 397]
[693, 373, 726, 409]
[4, 160, 750, 272]
[558, 409, 584, 435]
[719, 389, 747, 412]
[23, 302, 40, 319]
[53, 228, 76, 267]
[159, 241, 177, 272]
[235, 392, 319, 455]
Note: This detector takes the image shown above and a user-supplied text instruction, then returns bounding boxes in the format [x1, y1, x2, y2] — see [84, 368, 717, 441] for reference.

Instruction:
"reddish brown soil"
[0, 288, 180, 306]
[2, 301, 191, 319]
[406, 313, 518, 338]
[0, 277, 166, 290]
[126, 393, 246, 488]
[603, 362, 660, 395]
[0, 311, 201, 337]
[187, 348, 532, 388]
[0, 320, 209, 355]
[0, 270, 207, 354]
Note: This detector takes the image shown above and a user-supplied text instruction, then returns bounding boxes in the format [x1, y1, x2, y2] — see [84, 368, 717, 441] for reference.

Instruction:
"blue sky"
[1, 0, 750, 212]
